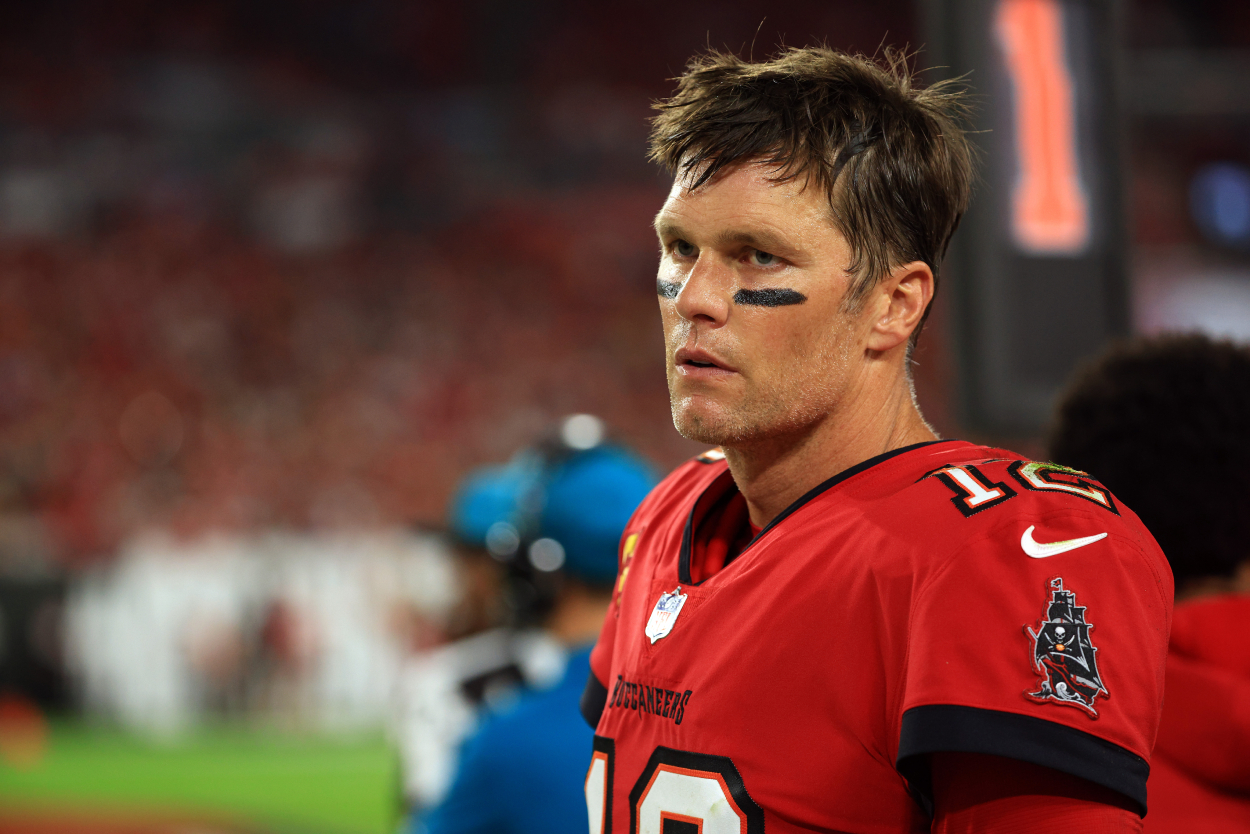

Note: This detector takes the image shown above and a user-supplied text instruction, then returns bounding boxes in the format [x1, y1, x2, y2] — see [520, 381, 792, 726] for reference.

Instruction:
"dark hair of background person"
[648, 46, 975, 344]
[1048, 334, 1250, 590]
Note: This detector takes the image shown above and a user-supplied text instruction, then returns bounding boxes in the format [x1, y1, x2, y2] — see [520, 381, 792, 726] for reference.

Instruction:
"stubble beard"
[668, 334, 852, 450]
[670, 393, 759, 446]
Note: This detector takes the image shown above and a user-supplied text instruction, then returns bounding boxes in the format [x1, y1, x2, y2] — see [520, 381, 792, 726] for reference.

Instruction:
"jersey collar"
[678, 439, 963, 585]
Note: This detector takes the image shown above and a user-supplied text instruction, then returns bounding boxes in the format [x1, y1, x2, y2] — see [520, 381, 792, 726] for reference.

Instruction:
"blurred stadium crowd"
[0, 7, 689, 568]
[0, 191, 671, 559]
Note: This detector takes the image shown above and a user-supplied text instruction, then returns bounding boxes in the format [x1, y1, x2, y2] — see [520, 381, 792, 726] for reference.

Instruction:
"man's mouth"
[675, 348, 734, 373]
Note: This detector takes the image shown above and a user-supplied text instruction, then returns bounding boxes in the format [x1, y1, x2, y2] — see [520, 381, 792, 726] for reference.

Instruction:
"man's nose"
[674, 255, 731, 325]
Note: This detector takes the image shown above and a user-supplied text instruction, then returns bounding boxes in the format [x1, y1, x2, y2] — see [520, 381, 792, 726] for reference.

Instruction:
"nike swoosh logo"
[1021, 525, 1107, 558]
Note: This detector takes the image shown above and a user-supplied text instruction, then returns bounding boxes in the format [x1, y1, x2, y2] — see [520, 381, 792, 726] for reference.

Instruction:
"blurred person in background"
[1050, 334, 1250, 833]
[396, 470, 555, 811]
[409, 415, 657, 834]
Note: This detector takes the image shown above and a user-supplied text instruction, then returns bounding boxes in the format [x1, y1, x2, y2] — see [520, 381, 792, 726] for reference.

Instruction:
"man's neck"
[723, 380, 938, 529]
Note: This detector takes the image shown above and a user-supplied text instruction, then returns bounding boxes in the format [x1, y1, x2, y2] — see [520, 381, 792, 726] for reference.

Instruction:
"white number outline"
[1009, 460, 1119, 513]
[587, 742, 764, 834]
[586, 736, 615, 834]
[927, 464, 1018, 517]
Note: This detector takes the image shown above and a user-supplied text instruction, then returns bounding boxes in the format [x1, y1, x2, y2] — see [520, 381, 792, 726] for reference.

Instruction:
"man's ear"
[865, 261, 934, 353]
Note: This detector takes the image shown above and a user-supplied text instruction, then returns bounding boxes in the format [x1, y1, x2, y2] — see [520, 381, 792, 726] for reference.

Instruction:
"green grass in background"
[0, 721, 401, 834]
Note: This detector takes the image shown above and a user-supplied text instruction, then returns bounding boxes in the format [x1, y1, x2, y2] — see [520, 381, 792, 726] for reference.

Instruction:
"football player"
[581, 48, 1172, 833]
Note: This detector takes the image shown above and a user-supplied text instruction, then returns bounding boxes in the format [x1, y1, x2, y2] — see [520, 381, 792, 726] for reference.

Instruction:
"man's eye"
[749, 249, 778, 266]
[673, 240, 696, 257]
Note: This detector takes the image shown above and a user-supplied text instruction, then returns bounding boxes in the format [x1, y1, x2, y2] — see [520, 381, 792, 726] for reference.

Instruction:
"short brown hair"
[649, 46, 973, 339]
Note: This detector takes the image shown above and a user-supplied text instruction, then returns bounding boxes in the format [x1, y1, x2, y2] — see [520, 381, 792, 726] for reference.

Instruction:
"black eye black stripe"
[734, 288, 807, 306]
[656, 282, 807, 307]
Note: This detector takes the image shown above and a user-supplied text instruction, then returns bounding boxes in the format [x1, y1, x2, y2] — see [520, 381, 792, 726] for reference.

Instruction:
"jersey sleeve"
[581, 520, 642, 728]
[580, 594, 618, 728]
[896, 497, 1172, 816]
[929, 752, 1142, 833]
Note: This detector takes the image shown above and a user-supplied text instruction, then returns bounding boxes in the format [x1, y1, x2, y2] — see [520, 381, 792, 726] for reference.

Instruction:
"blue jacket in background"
[414, 643, 594, 834]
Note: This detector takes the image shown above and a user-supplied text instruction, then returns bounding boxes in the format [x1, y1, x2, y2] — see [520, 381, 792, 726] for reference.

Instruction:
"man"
[581, 48, 1172, 833]
[416, 423, 658, 834]
[1049, 334, 1250, 833]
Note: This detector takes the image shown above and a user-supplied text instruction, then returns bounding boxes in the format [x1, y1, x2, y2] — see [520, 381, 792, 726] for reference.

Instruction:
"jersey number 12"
[586, 737, 765, 833]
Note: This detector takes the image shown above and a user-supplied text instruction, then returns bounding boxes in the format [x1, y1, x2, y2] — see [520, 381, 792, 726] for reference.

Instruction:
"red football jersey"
[581, 440, 1172, 834]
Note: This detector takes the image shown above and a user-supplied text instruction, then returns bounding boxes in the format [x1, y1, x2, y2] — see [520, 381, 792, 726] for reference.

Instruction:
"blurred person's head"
[648, 47, 972, 448]
[448, 416, 658, 641]
[1048, 334, 1250, 598]
[445, 464, 525, 639]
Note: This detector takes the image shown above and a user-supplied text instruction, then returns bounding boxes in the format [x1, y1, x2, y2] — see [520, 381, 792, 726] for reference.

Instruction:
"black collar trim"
[678, 439, 960, 585]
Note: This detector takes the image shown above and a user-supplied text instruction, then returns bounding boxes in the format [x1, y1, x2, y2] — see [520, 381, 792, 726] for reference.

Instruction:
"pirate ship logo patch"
[1025, 578, 1108, 716]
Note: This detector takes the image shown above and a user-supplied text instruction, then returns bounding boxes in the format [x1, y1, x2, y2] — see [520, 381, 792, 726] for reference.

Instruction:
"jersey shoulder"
[909, 450, 1128, 523]
[895, 447, 1170, 582]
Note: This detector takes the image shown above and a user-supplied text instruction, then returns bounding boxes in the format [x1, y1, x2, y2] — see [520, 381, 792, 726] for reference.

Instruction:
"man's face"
[654, 163, 873, 447]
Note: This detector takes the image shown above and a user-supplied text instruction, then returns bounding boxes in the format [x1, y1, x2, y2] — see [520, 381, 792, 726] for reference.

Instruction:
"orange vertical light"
[995, 0, 1090, 254]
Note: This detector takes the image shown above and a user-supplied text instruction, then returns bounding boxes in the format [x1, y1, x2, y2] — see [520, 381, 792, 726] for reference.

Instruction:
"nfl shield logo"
[645, 586, 687, 644]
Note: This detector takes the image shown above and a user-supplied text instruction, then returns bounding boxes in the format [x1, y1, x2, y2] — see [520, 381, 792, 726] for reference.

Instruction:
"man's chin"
[672, 402, 750, 446]
[672, 397, 819, 449]
[674, 419, 725, 446]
